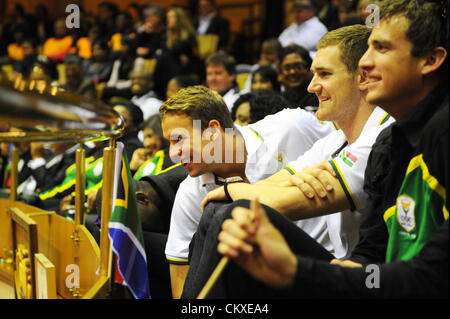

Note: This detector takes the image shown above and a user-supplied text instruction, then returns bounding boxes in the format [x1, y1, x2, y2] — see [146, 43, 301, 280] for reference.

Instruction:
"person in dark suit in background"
[135, 5, 166, 59]
[24, 141, 80, 211]
[195, 0, 230, 50]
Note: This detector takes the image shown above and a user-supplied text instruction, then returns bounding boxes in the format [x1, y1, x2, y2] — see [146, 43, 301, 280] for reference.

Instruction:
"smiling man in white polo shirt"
[160, 85, 333, 298]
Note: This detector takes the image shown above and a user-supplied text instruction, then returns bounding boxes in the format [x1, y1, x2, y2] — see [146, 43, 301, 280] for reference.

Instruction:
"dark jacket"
[196, 15, 230, 49]
[31, 146, 79, 193]
[135, 30, 166, 59]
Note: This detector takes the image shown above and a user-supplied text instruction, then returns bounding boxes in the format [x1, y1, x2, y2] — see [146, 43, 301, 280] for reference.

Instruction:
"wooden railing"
[0, 79, 124, 299]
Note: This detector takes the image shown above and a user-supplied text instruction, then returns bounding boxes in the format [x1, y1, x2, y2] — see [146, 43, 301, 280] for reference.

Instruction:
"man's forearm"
[170, 264, 190, 299]
[227, 182, 349, 220]
[256, 169, 292, 185]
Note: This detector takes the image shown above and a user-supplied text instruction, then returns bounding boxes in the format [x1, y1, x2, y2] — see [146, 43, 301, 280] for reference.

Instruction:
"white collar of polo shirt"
[235, 125, 269, 184]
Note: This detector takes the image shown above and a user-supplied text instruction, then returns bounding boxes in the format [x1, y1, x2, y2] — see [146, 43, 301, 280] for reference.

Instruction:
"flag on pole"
[108, 142, 150, 299]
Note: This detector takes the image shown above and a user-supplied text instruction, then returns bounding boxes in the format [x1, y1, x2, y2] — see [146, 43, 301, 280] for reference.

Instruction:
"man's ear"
[208, 119, 221, 129]
[358, 69, 369, 91]
[421, 46, 447, 76]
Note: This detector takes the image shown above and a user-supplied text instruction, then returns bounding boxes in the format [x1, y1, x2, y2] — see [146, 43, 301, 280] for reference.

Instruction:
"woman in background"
[165, 7, 203, 78]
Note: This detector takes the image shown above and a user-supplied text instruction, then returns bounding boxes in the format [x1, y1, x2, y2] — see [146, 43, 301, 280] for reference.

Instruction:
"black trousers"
[182, 200, 333, 299]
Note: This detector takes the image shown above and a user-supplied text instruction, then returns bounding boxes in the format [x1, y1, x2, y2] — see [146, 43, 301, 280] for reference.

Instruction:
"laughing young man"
[214, 0, 448, 298]
[160, 85, 333, 297]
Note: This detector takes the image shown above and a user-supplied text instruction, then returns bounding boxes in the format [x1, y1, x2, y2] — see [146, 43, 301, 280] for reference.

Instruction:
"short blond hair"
[318, 24, 371, 73]
[159, 85, 234, 129]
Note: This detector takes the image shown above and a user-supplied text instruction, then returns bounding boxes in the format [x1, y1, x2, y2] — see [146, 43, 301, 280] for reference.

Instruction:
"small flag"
[108, 142, 150, 299]
[341, 151, 358, 167]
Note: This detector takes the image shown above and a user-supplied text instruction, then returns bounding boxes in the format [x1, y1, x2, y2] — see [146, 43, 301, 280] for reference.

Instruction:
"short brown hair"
[159, 85, 234, 129]
[317, 24, 372, 73]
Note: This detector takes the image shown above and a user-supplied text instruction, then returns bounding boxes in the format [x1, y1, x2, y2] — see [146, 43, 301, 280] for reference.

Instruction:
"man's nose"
[307, 74, 319, 93]
[359, 49, 373, 71]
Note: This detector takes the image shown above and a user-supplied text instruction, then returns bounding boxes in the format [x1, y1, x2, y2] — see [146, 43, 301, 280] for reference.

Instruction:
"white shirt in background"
[278, 16, 328, 53]
[131, 91, 163, 121]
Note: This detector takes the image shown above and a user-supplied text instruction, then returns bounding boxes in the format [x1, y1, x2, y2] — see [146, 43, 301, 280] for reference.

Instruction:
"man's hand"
[130, 148, 148, 171]
[217, 198, 298, 289]
[201, 186, 227, 212]
[280, 161, 336, 199]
